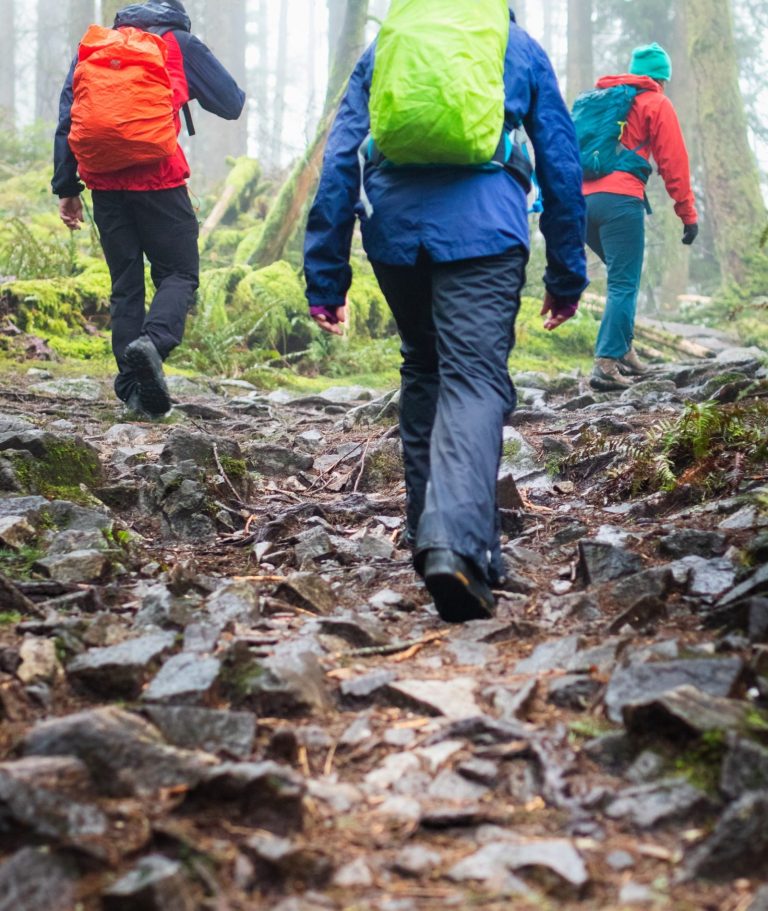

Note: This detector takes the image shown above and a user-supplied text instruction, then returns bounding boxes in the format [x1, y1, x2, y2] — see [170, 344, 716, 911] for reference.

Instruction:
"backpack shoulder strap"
[147, 25, 196, 137]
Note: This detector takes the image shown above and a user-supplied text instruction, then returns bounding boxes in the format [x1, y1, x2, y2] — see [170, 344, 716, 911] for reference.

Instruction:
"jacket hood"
[596, 74, 662, 93]
[114, 1, 191, 33]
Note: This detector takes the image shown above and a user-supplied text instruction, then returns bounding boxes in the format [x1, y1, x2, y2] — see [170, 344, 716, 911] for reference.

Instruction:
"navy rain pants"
[371, 246, 527, 583]
[92, 186, 200, 403]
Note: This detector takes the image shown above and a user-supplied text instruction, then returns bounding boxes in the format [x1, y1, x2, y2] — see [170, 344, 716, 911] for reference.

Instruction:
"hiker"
[575, 42, 698, 391]
[304, 2, 588, 623]
[53, 0, 245, 417]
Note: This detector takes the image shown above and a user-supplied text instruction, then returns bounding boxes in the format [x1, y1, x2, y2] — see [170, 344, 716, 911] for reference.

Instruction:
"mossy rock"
[231, 260, 312, 354]
[356, 439, 404, 491]
[0, 431, 103, 501]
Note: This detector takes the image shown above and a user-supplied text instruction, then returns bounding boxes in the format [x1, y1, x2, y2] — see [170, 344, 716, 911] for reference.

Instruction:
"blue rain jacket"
[304, 14, 588, 309]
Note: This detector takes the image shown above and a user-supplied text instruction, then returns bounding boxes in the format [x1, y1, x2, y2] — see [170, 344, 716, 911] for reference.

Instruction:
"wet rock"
[317, 613, 387, 648]
[205, 579, 261, 625]
[186, 761, 305, 835]
[392, 845, 443, 878]
[547, 674, 601, 710]
[343, 389, 400, 429]
[29, 377, 103, 400]
[384, 677, 481, 720]
[17, 638, 61, 685]
[143, 653, 221, 705]
[0, 848, 78, 911]
[224, 643, 331, 716]
[294, 526, 334, 563]
[683, 791, 768, 879]
[0, 515, 35, 549]
[356, 439, 404, 490]
[449, 838, 588, 893]
[719, 505, 768, 531]
[720, 737, 768, 799]
[246, 444, 314, 476]
[0, 759, 109, 852]
[515, 635, 581, 674]
[333, 857, 374, 888]
[578, 541, 644, 585]
[339, 669, 397, 705]
[67, 632, 176, 699]
[623, 685, 752, 737]
[611, 567, 674, 608]
[658, 529, 727, 559]
[605, 779, 716, 829]
[277, 573, 336, 615]
[719, 564, 768, 607]
[36, 549, 110, 584]
[22, 707, 215, 797]
[102, 854, 193, 911]
[682, 556, 737, 600]
[0, 431, 102, 492]
[243, 832, 332, 890]
[143, 706, 255, 759]
[604, 657, 744, 723]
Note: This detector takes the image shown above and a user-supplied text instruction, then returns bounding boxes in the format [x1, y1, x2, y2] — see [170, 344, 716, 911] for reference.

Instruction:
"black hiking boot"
[422, 548, 495, 624]
[124, 337, 172, 416]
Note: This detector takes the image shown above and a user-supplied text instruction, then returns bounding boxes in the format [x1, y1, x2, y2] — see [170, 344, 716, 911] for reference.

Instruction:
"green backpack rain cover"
[369, 0, 510, 166]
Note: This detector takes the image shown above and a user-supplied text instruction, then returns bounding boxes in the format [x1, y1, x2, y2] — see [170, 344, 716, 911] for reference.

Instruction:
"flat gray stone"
[36, 549, 110, 584]
[605, 778, 715, 829]
[385, 677, 481, 720]
[515, 635, 582, 674]
[22, 706, 216, 797]
[0, 848, 77, 911]
[721, 737, 768, 799]
[67, 633, 176, 699]
[684, 791, 768, 879]
[578, 540, 644, 585]
[622, 684, 752, 737]
[604, 657, 744, 723]
[143, 653, 221, 705]
[144, 706, 255, 759]
[103, 854, 193, 911]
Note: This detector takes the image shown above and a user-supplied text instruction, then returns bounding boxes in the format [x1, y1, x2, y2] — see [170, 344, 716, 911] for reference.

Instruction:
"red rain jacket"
[583, 74, 698, 225]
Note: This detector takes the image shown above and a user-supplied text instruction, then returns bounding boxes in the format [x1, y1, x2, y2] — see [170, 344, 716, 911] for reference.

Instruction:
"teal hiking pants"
[585, 193, 646, 360]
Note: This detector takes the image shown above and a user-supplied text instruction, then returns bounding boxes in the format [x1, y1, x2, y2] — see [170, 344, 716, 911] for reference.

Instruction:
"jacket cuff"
[54, 182, 85, 199]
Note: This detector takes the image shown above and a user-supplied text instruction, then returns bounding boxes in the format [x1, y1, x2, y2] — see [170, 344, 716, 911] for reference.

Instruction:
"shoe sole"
[124, 346, 172, 415]
[425, 569, 495, 624]
[590, 376, 632, 393]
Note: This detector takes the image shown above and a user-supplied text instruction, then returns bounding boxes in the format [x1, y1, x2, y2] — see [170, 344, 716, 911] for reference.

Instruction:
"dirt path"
[0, 348, 767, 911]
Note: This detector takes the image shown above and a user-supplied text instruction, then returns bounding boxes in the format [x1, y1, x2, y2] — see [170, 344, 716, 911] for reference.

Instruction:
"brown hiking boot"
[618, 348, 649, 376]
[590, 357, 634, 392]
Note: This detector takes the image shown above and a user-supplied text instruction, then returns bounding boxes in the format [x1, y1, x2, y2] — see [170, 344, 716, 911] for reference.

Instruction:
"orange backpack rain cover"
[70, 25, 178, 174]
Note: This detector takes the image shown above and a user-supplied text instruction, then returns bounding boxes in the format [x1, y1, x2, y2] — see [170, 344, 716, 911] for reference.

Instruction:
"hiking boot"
[124, 337, 172, 416]
[618, 348, 649, 376]
[590, 357, 634, 392]
[123, 388, 149, 419]
[422, 548, 495, 624]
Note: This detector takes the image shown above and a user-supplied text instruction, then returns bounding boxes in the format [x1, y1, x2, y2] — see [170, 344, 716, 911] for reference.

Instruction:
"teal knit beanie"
[629, 43, 672, 82]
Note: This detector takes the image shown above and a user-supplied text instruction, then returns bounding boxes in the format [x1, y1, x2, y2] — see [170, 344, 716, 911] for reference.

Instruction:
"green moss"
[0, 544, 44, 581]
[672, 731, 727, 794]
[503, 439, 523, 461]
[218, 456, 248, 481]
[10, 437, 102, 501]
[0, 611, 22, 626]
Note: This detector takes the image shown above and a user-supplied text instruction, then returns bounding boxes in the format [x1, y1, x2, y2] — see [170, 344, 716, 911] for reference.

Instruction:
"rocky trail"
[0, 340, 767, 911]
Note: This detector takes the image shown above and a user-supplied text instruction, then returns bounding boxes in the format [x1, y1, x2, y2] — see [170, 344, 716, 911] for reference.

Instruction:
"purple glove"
[310, 305, 341, 324]
[549, 296, 580, 320]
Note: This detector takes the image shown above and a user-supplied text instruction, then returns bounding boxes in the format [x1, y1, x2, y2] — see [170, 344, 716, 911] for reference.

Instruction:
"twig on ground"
[212, 443, 248, 508]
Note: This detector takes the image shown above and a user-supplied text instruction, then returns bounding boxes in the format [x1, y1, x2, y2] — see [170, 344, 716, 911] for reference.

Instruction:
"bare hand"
[541, 291, 574, 331]
[59, 197, 84, 231]
[312, 304, 347, 336]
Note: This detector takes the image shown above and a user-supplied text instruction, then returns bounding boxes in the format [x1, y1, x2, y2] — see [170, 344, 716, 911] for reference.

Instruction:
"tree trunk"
[683, 0, 765, 287]
[566, 0, 593, 104]
[325, 0, 370, 113]
[0, 0, 15, 123]
[658, 5, 698, 307]
[327, 0, 346, 76]
[270, 0, 290, 168]
[36, 0, 71, 124]
[238, 108, 337, 268]
[253, 0, 270, 165]
[69, 0, 95, 51]
[195, 0, 248, 190]
[201, 157, 262, 242]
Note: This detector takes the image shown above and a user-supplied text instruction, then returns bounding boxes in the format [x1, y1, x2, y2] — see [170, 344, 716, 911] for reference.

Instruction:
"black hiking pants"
[92, 186, 199, 402]
[371, 246, 527, 583]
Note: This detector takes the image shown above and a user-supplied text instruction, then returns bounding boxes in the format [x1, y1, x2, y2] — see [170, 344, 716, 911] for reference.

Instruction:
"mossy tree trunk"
[683, 0, 765, 288]
[241, 111, 335, 268]
[324, 0, 370, 115]
[245, 0, 371, 268]
[0, 0, 15, 122]
[201, 157, 262, 242]
[566, 0, 593, 104]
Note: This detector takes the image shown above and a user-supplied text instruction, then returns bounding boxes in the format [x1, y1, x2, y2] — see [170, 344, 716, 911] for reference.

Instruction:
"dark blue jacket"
[52, 0, 245, 197]
[304, 14, 588, 308]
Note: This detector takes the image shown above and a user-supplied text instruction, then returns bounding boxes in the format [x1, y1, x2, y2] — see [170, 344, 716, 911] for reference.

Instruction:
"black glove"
[682, 223, 699, 245]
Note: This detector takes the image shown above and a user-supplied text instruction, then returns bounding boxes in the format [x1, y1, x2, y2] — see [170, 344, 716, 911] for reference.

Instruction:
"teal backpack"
[571, 85, 653, 182]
